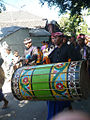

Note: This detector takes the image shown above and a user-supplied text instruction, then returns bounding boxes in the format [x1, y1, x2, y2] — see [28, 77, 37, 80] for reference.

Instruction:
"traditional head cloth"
[77, 34, 86, 40]
[53, 32, 64, 37]
[24, 37, 32, 44]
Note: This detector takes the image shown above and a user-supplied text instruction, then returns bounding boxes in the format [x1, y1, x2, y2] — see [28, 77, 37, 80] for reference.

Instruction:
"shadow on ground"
[0, 92, 48, 120]
[0, 92, 90, 120]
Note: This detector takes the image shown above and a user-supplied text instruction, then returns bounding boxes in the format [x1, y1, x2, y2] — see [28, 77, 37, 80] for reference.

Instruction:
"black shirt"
[69, 43, 81, 61]
[48, 44, 72, 63]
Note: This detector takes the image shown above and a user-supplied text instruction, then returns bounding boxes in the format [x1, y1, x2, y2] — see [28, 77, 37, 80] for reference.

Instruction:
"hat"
[53, 32, 64, 37]
[77, 34, 86, 40]
[24, 37, 32, 44]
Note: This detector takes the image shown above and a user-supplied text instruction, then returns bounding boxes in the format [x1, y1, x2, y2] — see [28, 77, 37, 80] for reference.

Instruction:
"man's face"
[77, 39, 84, 46]
[25, 42, 32, 48]
[70, 36, 75, 43]
[51, 36, 55, 44]
[63, 37, 67, 43]
[6, 49, 11, 54]
[14, 52, 19, 57]
[54, 36, 63, 46]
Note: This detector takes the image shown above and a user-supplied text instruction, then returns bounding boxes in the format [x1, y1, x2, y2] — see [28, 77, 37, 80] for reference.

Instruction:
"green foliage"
[0, 1, 6, 13]
[59, 13, 88, 36]
[39, 0, 90, 36]
[39, 0, 90, 16]
[87, 8, 90, 15]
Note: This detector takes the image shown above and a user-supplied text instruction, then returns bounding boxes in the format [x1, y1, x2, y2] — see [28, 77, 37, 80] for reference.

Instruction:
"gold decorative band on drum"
[11, 61, 90, 101]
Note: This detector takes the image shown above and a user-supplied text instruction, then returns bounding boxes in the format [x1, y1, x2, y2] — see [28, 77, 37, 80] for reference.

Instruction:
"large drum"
[11, 61, 89, 101]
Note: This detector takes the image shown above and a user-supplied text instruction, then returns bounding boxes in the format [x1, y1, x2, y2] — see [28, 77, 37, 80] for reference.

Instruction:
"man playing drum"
[47, 32, 76, 120]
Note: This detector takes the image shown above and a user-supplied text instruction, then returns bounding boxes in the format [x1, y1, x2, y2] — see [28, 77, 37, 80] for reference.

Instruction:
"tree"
[59, 13, 88, 36]
[39, 0, 90, 16]
[0, 0, 6, 13]
[39, 0, 90, 35]
[87, 8, 90, 15]
[59, 14, 70, 33]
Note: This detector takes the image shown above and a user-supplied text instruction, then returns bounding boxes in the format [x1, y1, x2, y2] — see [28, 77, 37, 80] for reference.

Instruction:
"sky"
[1, 0, 90, 27]
[2, 0, 60, 21]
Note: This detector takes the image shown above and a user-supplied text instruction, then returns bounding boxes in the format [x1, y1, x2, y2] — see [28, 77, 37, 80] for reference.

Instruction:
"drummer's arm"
[29, 54, 37, 62]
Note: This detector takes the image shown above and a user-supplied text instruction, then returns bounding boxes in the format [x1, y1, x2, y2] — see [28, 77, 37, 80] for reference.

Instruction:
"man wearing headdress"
[47, 32, 74, 120]
[23, 37, 38, 66]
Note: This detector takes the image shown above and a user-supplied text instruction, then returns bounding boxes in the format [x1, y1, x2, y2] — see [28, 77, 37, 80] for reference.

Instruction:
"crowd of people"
[21, 32, 90, 120]
[0, 46, 20, 109]
[22, 33, 90, 72]
[2, 47, 20, 81]
[0, 29, 90, 120]
[1, 32, 89, 75]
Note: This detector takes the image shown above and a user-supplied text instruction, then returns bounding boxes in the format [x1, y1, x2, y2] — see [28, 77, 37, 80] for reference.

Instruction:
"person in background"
[36, 47, 42, 64]
[77, 33, 90, 77]
[5, 47, 14, 68]
[85, 35, 90, 47]
[4, 46, 14, 81]
[41, 41, 46, 52]
[12, 50, 21, 70]
[42, 33, 57, 64]
[69, 35, 80, 61]
[48, 33, 56, 52]
[41, 41, 47, 58]
[13, 50, 20, 63]
[69, 35, 77, 46]
[42, 41, 51, 64]
[42, 41, 49, 57]
[23, 37, 38, 66]
[47, 32, 73, 120]
[63, 35, 69, 45]
[0, 56, 8, 109]
[77, 34, 90, 60]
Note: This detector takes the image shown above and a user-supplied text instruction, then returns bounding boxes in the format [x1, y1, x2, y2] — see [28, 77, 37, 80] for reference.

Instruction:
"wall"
[0, 28, 29, 56]
[0, 29, 49, 56]
[31, 36, 49, 47]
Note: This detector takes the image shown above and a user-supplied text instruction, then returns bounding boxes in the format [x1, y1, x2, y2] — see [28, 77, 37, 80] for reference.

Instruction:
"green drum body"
[11, 61, 89, 101]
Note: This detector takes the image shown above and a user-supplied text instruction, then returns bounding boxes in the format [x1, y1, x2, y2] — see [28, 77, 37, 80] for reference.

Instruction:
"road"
[0, 80, 48, 120]
[0, 80, 90, 120]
